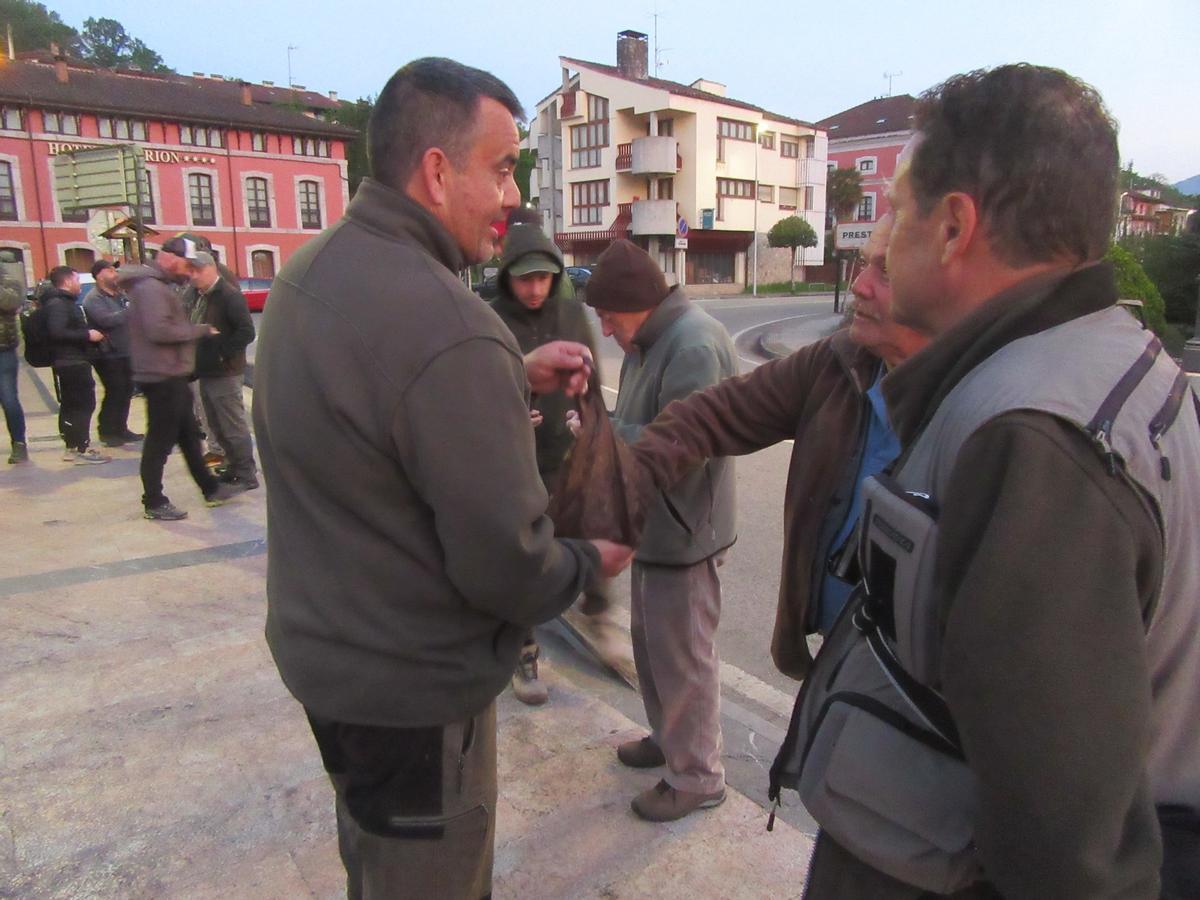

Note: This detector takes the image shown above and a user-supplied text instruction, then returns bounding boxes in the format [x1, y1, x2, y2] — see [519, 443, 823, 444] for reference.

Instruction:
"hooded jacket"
[191, 275, 255, 378]
[44, 287, 92, 368]
[253, 178, 599, 728]
[490, 224, 597, 481]
[120, 262, 210, 383]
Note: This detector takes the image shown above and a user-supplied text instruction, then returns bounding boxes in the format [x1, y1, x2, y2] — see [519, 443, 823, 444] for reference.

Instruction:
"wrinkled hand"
[529, 409, 544, 428]
[525, 340, 592, 397]
[590, 539, 635, 578]
[565, 409, 581, 437]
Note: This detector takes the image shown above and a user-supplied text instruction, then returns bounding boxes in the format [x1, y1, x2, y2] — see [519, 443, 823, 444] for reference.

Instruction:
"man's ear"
[411, 147, 452, 208]
[938, 192, 978, 264]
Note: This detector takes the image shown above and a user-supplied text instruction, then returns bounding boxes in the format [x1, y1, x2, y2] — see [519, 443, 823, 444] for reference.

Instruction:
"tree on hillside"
[78, 17, 170, 72]
[327, 97, 373, 197]
[826, 167, 863, 222]
[767, 215, 818, 291]
[0, 0, 78, 56]
[1121, 231, 1200, 330]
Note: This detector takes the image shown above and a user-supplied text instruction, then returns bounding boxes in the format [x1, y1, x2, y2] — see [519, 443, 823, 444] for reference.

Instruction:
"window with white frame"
[717, 178, 754, 198]
[98, 117, 147, 141]
[857, 194, 875, 221]
[189, 173, 216, 226]
[292, 136, 331, 157]
[180, 124, 223, 148]
[571, 179, 608, 225]
[245, 176, 271, 227]
[137, 175, 156, 224]
[298, 180, 322, 229]
[251, 132, 267, 152]
[857, 157, 877, 173]
[1, 107, 24, 130]
[0, 162, 18, 220]
[43, 111, 79, 135]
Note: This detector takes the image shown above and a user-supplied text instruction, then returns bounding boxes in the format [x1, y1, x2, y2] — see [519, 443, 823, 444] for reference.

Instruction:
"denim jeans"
[0, 347, 26, 444]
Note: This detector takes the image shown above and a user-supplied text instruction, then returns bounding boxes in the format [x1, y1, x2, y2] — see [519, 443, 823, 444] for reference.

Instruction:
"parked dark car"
[239, 277, 272, 313]
[472, 271, 501, 301]
[565, 266, 592, 291]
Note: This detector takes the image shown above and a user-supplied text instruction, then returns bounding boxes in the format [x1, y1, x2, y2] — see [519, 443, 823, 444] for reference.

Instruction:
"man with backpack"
[43, 266, 109, 465]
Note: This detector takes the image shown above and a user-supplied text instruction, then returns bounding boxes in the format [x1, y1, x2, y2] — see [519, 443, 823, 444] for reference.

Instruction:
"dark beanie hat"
[585, 239, 669, 312]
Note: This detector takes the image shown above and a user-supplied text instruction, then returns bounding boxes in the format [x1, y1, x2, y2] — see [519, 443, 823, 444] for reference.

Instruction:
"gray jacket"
[83, 286, 131, 358]
[611, 288, 737, 565]
[120, 263, 209, 383]
[253, 178, 599, 729]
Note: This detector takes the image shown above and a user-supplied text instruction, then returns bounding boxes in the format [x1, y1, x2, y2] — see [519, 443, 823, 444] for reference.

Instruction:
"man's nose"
[501, 174, 520, 210]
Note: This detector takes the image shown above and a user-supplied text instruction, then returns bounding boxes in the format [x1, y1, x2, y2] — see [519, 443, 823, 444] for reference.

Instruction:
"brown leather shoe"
[631, 779, 726, 822]
[617, 736, 665, 768]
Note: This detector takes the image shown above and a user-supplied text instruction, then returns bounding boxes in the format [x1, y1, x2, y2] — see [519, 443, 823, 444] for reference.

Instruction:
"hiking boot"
[511, 645, 549, 706]
[631, 779, 726, 822]
[7, 442, 28, 464]
[145, 503, 188, 521]
[74, 448, 112, 465]
[617, 736, 666, 769]
[204, 481, 242, 507]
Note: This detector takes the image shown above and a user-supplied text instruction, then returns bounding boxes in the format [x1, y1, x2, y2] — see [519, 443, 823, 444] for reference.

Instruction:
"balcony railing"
[615, 143, 633, 172]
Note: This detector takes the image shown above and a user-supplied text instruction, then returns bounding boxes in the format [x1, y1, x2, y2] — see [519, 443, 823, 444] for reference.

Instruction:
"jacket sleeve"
[937, 411, 1163, 899]
[46, 299, 89, 345]
[136, 284, 209, 345]
[217, 285, 256, 360]
[630, 345, 815, 489]
[82, 294, 126, 331]
[396, 336, 599, 626]
[0, 280, 21, 314]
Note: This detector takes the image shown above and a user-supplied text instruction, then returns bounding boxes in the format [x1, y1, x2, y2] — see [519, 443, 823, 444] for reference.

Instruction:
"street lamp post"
[1182, 273, 1200, 373]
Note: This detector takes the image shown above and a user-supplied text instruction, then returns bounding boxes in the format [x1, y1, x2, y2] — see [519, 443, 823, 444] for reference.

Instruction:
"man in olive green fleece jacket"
[252, 59, 632, 899]
[585, 239, 737, 823]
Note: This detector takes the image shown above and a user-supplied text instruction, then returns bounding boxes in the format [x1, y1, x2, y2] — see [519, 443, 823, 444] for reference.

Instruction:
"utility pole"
[287, 45, 298, 88]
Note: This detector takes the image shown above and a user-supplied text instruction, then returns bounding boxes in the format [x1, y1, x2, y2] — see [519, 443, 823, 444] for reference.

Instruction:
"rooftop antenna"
[652, 12, 671, 75]
[287, 45, 298, 88]
[883, 70, 902, 97]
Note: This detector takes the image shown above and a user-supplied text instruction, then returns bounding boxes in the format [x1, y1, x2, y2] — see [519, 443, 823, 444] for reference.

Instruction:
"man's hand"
[589, 539, 635, 578]
[87, 329, 104, 343]
[565, 409, 581, 437]
[529, 409, 544, 428]
[525, 340, 593, 397]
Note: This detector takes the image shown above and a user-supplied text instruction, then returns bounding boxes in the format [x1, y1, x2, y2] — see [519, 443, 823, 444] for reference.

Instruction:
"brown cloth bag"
[547, 376, 648, 546]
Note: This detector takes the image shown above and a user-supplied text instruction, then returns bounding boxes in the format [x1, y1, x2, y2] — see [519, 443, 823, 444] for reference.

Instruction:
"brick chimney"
[239, 81, 253, 106]
[616, 30, 648, 80]
[48, 42, 68, 83]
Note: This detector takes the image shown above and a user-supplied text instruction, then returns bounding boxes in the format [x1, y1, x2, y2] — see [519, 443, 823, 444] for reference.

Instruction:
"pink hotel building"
[0, 51, 355, 290]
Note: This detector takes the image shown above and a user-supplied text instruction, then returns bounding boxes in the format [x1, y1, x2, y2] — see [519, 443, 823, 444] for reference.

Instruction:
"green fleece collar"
[346, 178, 466, 274]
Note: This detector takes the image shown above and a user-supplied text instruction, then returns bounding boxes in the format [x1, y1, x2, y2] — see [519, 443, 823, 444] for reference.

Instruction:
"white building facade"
[527, 30, 827, 293]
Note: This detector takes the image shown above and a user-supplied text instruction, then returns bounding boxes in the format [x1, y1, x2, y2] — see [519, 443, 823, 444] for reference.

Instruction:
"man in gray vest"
[793, 64, 1200, 899]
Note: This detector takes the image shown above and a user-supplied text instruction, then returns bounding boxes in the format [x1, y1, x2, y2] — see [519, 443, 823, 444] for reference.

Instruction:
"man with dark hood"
[490, 220, 603, 705]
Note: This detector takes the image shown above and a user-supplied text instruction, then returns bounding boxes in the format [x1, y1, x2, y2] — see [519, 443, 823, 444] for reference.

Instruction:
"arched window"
[251, 250, 275, 279]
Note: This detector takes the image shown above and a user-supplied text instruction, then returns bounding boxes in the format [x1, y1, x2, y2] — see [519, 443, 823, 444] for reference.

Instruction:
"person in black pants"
[84, 260, 141, 447]
[43, 266, 109, 465]
[121, 237, 239, 520]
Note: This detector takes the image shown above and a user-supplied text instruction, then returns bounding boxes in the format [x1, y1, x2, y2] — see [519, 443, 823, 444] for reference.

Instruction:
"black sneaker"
[145, 503, 188, 521]
[204, 482, 243, 507]
[7, 441, 28, 464]
[121, 430, 144, 442]
[101, 435, 126, 448]
[218, 472, 260, 490]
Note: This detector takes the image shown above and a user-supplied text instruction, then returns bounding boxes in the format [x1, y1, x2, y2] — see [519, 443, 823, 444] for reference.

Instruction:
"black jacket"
[192, 277, 255, 378]
[45, 289, 92, 368]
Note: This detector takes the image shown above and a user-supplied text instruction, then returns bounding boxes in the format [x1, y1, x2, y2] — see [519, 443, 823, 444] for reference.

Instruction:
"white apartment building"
[527, 30, 827, 293]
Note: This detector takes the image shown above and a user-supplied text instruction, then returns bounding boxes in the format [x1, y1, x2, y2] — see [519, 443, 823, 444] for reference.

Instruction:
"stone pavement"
[0, 363, 814, 899]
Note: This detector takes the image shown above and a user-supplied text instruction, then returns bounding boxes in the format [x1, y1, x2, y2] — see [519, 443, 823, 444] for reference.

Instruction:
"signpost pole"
[131, 150, 146, 263]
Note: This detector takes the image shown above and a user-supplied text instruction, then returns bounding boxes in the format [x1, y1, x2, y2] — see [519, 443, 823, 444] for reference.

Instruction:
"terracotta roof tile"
[817, 95, 916, 141]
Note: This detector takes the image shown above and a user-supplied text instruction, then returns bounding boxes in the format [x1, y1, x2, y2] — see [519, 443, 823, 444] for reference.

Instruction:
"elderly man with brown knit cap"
[585, 239, 738, 821]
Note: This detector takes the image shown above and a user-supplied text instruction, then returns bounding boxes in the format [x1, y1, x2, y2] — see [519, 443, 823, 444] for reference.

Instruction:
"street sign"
[677, 217, 689, 237]
[54, 145, 149, 211]
[674, 237, 688, 250]
[834, 222, 876, 250]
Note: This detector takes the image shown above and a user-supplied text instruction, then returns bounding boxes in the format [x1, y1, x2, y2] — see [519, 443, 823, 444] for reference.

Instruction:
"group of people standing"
[2, 235, 259, 521]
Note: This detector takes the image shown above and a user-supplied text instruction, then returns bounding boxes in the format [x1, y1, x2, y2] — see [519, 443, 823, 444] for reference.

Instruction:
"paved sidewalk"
[0, 363, 814, 899]
[759, 312, 846, 359]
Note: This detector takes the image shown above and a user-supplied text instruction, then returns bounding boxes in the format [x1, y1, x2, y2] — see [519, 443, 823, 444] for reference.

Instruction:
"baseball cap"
[91, 259, 116, 278]
[160, 236, 200, 260]
[508, 251, 562, 278]
[192, 251, 216, 268]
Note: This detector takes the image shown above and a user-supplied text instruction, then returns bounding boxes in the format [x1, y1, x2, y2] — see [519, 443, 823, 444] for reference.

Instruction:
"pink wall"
[827, 139, 906, 222]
